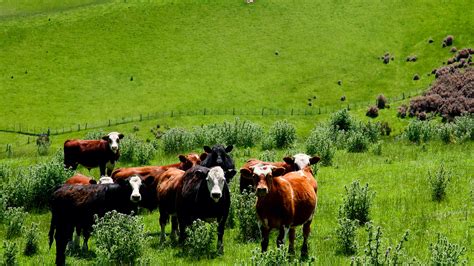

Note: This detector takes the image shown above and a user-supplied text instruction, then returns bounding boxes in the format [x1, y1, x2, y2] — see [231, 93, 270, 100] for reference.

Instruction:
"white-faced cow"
[200, 145, 236, 182]
[63, 132, 124, 176]
[240, 164, 317, 257]
[176, 166, 230, 254]
[49, 175, 153, 266]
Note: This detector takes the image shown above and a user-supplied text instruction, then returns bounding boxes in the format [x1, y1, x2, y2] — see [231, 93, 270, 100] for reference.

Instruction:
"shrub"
[36, 134, 50, 156]
[453, 114, 474, 141]
[361, 122, 381, 143]
[162, 128, 194, 154]
[183, 219, 217, 259]
[23, 222, 39, 256]
[335, 218, 358, 255]
[234, 190, 260, 243]
[83, 130, 105, 140]
[429, 234, 466, 265]
[376, 94, 387, 109]
[404, 120, 435, 144]
[330, 109, 354, 131]
[120, 134, 156, 164]
[346, 131, 370, 153]
[93, 211, 148, 265]
[4, 207, 27, 239]
[251, 245, 296, 266]
[259, 150, 276, 162]
[366, 106, 379, 118]
[428, 165, 450, 202]
[397, 104, 408, 118]
[267, 120, 296, 149]
[0, 163, 12, 181]
[339, 181, 375, 225]
[305, 126, 336, 166]
[438, 123, 455, 144]
[219, 118, 263, 148]
[2, 241, 18, 266]
[371, 142, 382, 156]
[261, 137, 276, 150]
[379, 121, 391, 136]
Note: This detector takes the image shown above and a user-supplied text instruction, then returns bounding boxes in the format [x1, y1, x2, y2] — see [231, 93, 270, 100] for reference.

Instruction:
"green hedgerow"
[183, 219, 218, 259]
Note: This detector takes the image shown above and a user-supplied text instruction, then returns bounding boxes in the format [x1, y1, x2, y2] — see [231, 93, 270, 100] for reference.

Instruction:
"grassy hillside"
[1, 0, 472, 130]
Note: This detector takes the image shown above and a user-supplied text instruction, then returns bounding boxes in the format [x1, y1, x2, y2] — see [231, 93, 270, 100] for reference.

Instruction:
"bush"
[120, 134, 156, 164]
[261, 137, 276, 151]
[267, 120, 296, 149]
[36, 134, 50, 156]
[93, 211, 148, 265]
[346, 131, 370, 153]
[428, 165, 450, 202]
[335, 218, 358, 255]
[404, 120, 435, 144]
[305, 126, 336, 166]
[4, 207, 27, 239]
[361, 122, 381, 143]
[23, 222, 39, 256]
[376, 94, 387, 109]
[183, 219, 218, 259]
[251, 245, 296, 266]
[366, 106, 379, 118]
[194, 118, 263, 148]
[0, 163, 12, 181]
[330, 109, 354, 131]
[259, 150, 276, 162]
[379, 121, 391, 136]
[429, 234, 466, 265]
[397, 104, 408, 118]
[2, 241, 18, 266]
[234, 190, 260, 243]
[371, 142, 382, 156]
[339, 181, 375, 225]
[438, 123, 455, 144]
[83, 130, 105, 140]
[453, 114, 474, 141]
[162, 128, 194, 154]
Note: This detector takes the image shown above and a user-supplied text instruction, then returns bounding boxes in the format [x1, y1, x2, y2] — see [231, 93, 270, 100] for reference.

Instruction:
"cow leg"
[159, 211, 169, 242]
[217, 216, 227, 254]
[171, 215, 179, 242]
[301, 220, 312, 258]
[55, 225, 73, 266]
[99, 164, 106, 177]
[288, 227, 296, 255]
[276, 227, 285, 248]
[260, 226, 270, 252]
[82, 228, 91, 253]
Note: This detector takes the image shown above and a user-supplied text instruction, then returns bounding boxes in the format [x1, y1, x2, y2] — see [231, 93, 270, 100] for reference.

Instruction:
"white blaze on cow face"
[252, 164, 276, 197]
[129, 175, 142, 203]
[293, 153, 311, 170]
[105, 132, 123, 154]
[206, 167, 226, 202]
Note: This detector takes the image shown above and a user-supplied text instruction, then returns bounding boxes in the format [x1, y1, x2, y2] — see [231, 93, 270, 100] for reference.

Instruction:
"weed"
[267, 120, 296, 149]
[339, 181, 375, 225]
[183, 219, 218, 259]
[335, 217, 358, 255]
[4, 207, 27, 239]
[2, 241, 18, 266]
[305, 126, 335, 166]
[23, 222, 39, 256]
[429, 234, 467, 265]
[428, 164, 450, 202]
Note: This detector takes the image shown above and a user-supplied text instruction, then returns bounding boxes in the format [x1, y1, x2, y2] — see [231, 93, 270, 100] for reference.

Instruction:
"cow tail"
[48, 217, 55, 249]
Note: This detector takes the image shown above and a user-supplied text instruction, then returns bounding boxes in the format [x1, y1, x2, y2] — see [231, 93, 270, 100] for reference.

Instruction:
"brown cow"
[64, 132, 124, 177]
[65, 174, 97, 185]
[240, 164, 317, 257]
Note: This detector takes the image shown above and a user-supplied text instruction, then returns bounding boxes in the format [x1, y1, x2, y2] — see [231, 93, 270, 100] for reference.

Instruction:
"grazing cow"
[49, 175, 153, 266]
[63, 132, 124, 177]
[111, 153, 202, 211]
[65, 174, 97, 185]
[176, 166, 230, 253]
[240, 164, 317, 257]
[200, 145, 236, 182]
[239, 153, 319, 192]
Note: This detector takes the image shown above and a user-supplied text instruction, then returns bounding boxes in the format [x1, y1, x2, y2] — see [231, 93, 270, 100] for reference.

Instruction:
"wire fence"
[0, 89, 424, 137]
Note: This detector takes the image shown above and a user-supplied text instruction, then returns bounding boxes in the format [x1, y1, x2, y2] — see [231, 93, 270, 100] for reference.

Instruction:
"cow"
[111, 153, 202, 211]
[49, 175, 153, 266]
[200, 145, 236, 182]
[63, 132, 124, 177]
[176, 166, 230, 254]
[240, 164, 317, 257]
[65, 174, 97, 185]
[239, 153, 320, 192]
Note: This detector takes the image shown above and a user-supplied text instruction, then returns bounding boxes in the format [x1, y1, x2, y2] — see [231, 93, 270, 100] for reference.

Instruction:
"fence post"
[203, 108, 206, 115]
[233, 108, 235, 115]
[171, 111, 174, 117]
[261, 108, 264, 116]
[108, 120, 111, 126]
[85, 123, 88, 130]
[402, 93, 405, 99]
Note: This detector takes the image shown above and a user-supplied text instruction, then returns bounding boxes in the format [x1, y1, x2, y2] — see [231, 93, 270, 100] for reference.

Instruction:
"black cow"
[49, 175, 153, 266]
[201, 145, 236, 182]
[176, 165, 230, 254]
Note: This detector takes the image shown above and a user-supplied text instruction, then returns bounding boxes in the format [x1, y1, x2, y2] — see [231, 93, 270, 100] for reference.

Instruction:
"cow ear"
[196, 169, 208, 179]
[225, 145, 233, 153]
[178, 155, 187, 163]
[199, 152, 208, 161]
[89, 179, 97, 185]
[144, 176, 154, 186]
[283, 156, 294, 165]
[309, 156, 321, 165]
[272, 167, 286, 177]
[101, 135, 109, 141]
[240, 168, 253, 179]
[118, 133, 124, 139]
[204, 146, 212, 153]
[116, 178, 127, 186]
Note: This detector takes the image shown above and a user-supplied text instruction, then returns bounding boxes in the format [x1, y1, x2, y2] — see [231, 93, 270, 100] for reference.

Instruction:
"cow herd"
[49, 132, 320, 265]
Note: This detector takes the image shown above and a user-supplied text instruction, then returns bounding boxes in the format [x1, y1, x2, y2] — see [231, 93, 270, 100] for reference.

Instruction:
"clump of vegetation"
[339, 181, 375, 225]
[4, 207, 27, 239]
[0, 163, 12, 181]
[266, 120, 296, 149]
[404, 120, 435, 144]
[183, 219, 218, 259]
[366, 106, 379, 118]
[346, 131, 370, 153]
[194, 118, 263, 148]
[376, 94, 387, 109]
[397, 104, 408, 118]
[251, 245, 296, 266]
[379, 121, 391, 136]
[120, 134, 156, 164]
[23, 222, 39, 256]
[453, 114, 473, 141]
[93, 211, 148, 265]
[371, 142, 382, 156]
[83, 130, 105, 140]
[360, 122, 381, 143]
[428, 164, 450, 202]
[259, 150, 276, 162]
[335, 217, 358, 255]
[305, 126, 336, 166]
[438, 123, 456, 144]
[36, 134, 50, 156]
[2, 241, 18, 266]
[429, 234, 466, 265]
[330, 109, 354, 132]
[234, 190, 260, 242]
[162, 128, 195, 154]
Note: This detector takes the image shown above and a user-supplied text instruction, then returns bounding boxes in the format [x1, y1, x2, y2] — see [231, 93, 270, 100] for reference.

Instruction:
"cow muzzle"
[211, 192, 221, 202]
[130, 194, 141, 203]
[256, 187, 268, 197]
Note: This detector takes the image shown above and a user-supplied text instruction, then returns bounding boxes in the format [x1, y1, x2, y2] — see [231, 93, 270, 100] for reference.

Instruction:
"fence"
[0, 89, 424, 137]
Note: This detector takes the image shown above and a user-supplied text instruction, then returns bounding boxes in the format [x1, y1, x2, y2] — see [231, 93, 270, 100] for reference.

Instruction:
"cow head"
[98, 176, 114, 184]
[240, 164, 285, 197]
[201, 145, 236, 181]
[178, 153, 202, 171]
[283, 153, 320, 171]
[197, 166, 226, 203]
[117, 175, 154, 203]
[102, 132, 124, 154]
